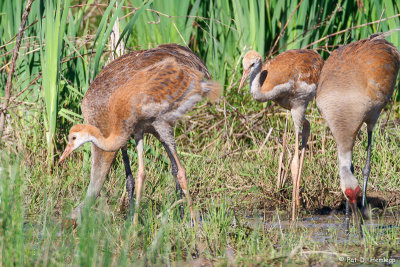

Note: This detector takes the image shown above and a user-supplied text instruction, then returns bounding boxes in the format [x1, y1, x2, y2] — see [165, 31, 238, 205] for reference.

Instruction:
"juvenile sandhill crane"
[239, 49, 324, 221]
[59, 44, 220, 225]
[316, 34, 400, 232]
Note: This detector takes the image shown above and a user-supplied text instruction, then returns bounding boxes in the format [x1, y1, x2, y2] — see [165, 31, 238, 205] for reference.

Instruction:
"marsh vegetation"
[1, 0, 400, 265]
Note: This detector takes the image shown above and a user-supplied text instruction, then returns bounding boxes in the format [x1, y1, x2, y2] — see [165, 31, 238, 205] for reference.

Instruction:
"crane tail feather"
[200, 80, 222, 103]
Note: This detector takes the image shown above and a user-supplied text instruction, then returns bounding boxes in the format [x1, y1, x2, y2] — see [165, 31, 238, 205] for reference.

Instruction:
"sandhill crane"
[239, 49, 324, 221]
[316, 34, 400, 232]
[59, 44, 221, 225]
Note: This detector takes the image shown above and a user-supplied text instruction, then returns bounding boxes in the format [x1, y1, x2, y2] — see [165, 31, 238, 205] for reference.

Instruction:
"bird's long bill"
[238, 69, 250, 93]
[58, 144, 73, 164]
[349, 201, 362, 237]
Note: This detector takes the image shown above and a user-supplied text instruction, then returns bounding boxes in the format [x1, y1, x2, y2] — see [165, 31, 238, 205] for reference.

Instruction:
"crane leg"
[296, 119, 310, 207]
[121, 145, 135, 220]
[133, 134, 146, 226]
[290, 132, 299, 221]
[170, 148, 195, 225]
[71, 144, 117, 224]
[154, 121, 195, 225]
[362, 131, 372, 213]
[290, 106, 307, 221]
[162, 141, 184, 219]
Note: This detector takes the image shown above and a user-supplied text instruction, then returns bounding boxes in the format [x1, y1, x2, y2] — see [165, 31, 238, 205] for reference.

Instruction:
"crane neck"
[85, 125, 127, 152]
[249, 60, 264, 101]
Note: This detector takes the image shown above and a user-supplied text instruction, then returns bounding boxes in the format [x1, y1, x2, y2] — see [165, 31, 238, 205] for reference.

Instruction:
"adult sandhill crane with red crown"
[239, 49, 324, 221]
[59, 44, 221, 226]
[316, 33, 400, 232]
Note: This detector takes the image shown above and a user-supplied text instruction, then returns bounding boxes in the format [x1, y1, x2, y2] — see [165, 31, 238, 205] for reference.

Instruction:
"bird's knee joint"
[291, 157, 299, 171]
[177, 169, 186, 180]
[171, 165, 178, 177]
[176, 169, 187, 190]
[126, 175, 135, 189]
[136, 171, 145, 182]
[362, 168, 370, 177]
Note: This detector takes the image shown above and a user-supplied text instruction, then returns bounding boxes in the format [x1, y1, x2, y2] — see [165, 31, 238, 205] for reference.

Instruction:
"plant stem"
[0, 0, 35, 145]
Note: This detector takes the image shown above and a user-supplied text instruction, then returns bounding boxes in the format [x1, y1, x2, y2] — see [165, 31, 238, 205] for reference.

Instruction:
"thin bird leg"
[290, 130, 300, 221]
[162, 141, 184, 220]
[171, 150, 196, 225]
[362, 131, 373, 211]
[121, 145, 135, 219]
[153, 121, 195, 224]
[133, 134, 145, 226]
[296, 119, 310, 207]
[71, 144, 117, 223]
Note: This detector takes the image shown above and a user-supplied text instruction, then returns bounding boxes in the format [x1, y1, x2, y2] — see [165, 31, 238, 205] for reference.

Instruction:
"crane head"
[58, 125, 91, 163]
[238, 50, 263, 92]
[344, 186, 361, 205]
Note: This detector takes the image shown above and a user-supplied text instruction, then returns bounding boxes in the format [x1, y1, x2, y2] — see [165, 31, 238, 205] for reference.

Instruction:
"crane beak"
[238, 69, 250, 93]
[344, 186, 362, 236]
[349, 201, 362, 237]
[58, 144, 73, 164]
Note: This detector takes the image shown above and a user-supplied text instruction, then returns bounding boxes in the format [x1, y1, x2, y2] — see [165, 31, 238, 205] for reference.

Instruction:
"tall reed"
[0, 0, 399, 156]
[39, 0, 70, 164]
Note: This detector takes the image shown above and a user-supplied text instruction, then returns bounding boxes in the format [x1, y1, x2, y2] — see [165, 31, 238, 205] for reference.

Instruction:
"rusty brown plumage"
[239, 49, 324, 221]
[318, 37, 399, 106]
[82, 44, 211, 134]
[317, 36, 400, 154]
[316, 34, 400, 232]
[60, 44, 220, 225]
[105, 57, 218, 137]
[260, 49, 324, 99]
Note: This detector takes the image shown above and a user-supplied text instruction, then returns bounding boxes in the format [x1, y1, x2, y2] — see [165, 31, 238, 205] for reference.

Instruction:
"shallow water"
[244, 211, 400, 244]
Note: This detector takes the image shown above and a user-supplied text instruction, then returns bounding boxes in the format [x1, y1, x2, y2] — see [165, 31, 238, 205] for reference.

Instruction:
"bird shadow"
[314, 195, 388, 217]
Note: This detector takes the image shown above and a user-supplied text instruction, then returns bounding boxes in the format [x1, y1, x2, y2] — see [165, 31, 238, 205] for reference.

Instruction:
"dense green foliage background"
[1, 0, 399, 155]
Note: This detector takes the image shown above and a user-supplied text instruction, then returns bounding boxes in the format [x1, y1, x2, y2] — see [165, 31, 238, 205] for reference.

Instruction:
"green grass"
[1, 101, 400, 265]
[1, 0, 400, 265]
